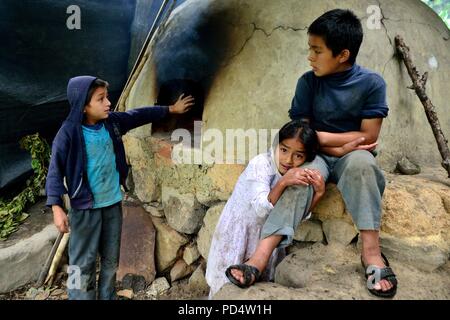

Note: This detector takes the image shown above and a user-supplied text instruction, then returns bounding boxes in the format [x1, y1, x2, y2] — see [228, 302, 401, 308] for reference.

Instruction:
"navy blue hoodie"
[45, 76, 169, 209]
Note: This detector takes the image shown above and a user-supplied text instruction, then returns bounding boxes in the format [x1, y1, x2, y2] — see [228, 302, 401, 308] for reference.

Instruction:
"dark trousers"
[67, 202, 122, 300]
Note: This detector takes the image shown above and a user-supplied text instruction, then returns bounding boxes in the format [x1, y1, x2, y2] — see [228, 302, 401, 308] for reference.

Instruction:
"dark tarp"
[0, 0, 184, 192]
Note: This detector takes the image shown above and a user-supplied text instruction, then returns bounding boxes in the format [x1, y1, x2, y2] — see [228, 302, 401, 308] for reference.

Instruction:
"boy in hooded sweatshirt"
[45, 76, 194, 300]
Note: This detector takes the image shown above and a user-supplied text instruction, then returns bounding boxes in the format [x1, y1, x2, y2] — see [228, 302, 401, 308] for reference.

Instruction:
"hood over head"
[66, 75, 97, 124]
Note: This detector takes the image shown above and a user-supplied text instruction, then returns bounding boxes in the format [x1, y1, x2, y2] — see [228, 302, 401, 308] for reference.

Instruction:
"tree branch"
[395, 35, 450, 177]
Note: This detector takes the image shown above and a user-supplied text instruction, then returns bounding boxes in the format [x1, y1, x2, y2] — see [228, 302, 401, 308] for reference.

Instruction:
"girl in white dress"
[205, 120, 325, 298]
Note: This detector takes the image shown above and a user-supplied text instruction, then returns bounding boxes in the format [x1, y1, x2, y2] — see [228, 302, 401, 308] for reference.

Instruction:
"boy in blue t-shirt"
[46, 76, 194, 299]
[227, 9, 397, 299]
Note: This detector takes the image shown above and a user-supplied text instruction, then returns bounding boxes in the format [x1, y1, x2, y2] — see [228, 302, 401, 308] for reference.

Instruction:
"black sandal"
[361, 252, 398, 298]
[225, 264, 261, 288]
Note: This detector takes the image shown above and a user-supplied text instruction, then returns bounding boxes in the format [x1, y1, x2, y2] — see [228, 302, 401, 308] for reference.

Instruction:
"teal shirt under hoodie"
[82, 122, 122, 208]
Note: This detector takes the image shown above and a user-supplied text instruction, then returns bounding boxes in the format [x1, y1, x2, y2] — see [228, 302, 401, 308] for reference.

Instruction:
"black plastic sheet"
[0, 0, 185, 192]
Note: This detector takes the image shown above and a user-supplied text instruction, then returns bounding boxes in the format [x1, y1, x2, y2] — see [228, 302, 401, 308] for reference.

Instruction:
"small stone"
[323, 265, 336, 274]
[121, 274, 147, 292]
[146, 277, 171, 297]
[117, 289, 134, 299]
[25, 287, 39, 300]
[183, 244, 201, 265]
[396, 157, 421, 175]
[170, 259, 195, 282]
[143, 203, 164, 217]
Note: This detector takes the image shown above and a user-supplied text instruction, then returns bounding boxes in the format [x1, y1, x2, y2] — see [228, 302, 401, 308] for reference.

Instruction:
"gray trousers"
[67, 202, 122, 300]
[260, 150, 385, 247]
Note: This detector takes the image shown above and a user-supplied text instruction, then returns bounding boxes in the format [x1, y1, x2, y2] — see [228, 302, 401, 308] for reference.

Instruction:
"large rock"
[312, 184, 353, 225]
[0, 200, 58, 293]
[379, 233, 448, 272]
[294, 219, 324, 243]
[196, 165, 245, 206]
[322, 219, 358, 245]
[122, 135, 160, 202]
[381, 173, 450, 242]
[123, 0, 450, 170]
[214, 242, 450, 300]
[188, 264, 210, 293]
[275, 243, 351, 290]
[117, 202, 156, 283]
[151, 217, 189, 272]
[0, 224, 58, 293]
[197, 202, 226, 259]
[162, 186, 206, 234]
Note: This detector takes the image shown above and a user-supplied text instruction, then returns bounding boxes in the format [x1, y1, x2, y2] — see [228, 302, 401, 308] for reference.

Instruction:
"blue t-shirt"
[82, 123, 122, 208]
[289, 64, 389, 132]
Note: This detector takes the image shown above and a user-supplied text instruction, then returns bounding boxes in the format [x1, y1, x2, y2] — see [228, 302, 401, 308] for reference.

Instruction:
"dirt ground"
[0, 278, 206, 301]
[0, 266, 209, 300]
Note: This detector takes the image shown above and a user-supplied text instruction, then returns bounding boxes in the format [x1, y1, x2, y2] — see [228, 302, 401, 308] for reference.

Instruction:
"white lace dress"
[205, 151, 285, 298]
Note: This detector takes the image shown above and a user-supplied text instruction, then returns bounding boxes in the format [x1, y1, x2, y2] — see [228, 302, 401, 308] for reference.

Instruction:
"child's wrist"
[315, 190, 325, 198]
[278, 178, 288, 189]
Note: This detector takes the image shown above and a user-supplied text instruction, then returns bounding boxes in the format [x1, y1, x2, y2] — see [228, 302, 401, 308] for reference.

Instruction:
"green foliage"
[422, 0, 450, 28]
[0, 134, 50, 240]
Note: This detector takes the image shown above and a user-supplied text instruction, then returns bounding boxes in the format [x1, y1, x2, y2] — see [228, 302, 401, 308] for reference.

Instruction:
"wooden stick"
[36, 232, 64, 287]
[45, 232, 70, 286]
[395, 35, 450, 177]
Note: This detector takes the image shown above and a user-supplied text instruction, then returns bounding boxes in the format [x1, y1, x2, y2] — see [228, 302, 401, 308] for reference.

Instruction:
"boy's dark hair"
[308, 9, 363, 65]
[85, 78, 109, 106]
[273, 120, 319, 162]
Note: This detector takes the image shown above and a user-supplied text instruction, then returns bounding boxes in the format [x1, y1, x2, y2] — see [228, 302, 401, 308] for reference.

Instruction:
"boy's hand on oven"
[169, 94, 195, 114]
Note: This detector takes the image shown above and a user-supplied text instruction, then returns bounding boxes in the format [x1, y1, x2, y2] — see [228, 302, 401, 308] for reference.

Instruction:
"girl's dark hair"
[272, 120, 319, 162]
[85, 78, 109, 106]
